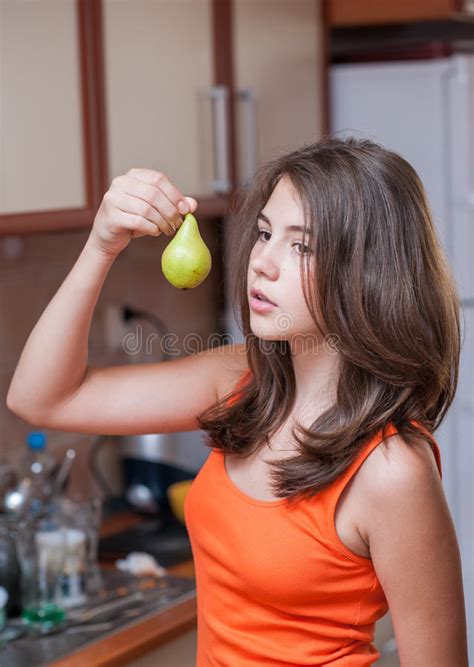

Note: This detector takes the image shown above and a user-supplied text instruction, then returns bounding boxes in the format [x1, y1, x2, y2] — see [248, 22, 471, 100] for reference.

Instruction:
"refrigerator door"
[456, 304, 474, 653]
[446, 59, 474, 646]
[446, 55, 474, 304]
[331, 57, 455, 262]
[331, 54, 474, 302]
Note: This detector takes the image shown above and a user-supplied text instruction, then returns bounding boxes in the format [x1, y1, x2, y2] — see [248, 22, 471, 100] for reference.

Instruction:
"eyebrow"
[257, 211, 313, 235]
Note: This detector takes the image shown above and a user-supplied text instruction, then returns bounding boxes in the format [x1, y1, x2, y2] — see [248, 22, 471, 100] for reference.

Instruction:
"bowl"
[167, 480, 193, 525]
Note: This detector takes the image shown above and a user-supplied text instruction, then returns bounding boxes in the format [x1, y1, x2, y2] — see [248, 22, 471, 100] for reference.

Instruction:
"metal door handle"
[236, 88, 257, 183]
[208, 85, 231, 194]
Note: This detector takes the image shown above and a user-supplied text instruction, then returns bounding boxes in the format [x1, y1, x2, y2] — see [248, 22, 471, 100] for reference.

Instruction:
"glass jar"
[16, 502, 67, 634]
[59, 496, 103, 599]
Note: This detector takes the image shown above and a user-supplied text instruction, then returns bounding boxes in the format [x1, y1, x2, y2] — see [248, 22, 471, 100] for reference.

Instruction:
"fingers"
[107, 191, 170, 236]
[126, 167, 192, 220]
[114, 208, 162, 239]
[185, 196, 198, 214]
[125, 181, 178, 235]
[108, 169, 198, 239]
[112, 180, 174, 236]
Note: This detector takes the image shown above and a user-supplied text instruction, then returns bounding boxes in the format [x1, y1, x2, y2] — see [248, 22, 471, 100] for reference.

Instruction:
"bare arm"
[361, 435, 469, 666]
[7, 168, 196, 425]
[21, 343, 248, 436]
[7, 239, 116, 421]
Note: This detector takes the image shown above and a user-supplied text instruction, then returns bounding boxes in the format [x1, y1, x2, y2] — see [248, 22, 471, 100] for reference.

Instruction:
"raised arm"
[6, 168, 209, 433]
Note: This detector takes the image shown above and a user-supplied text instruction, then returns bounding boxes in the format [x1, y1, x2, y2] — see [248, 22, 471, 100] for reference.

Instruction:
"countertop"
[3, 510, 197, 667]
[52, 510, 197, 667]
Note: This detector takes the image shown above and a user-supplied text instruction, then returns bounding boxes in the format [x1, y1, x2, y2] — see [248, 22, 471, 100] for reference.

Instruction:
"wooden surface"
[49, 596, 197, 667]
[49, 511, 197, 667]
[0, 194, 230, 236]
[0, 0, 107, 236]
[328, 0, 463, 27]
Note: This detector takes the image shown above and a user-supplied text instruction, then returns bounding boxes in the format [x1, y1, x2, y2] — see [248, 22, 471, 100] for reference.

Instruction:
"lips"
[250, 286, 277, 306]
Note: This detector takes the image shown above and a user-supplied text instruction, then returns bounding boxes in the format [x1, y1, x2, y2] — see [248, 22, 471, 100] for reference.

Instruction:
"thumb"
[184, 196, 198, 214]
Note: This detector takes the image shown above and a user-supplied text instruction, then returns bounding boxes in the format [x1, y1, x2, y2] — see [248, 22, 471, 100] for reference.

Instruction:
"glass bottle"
[0, 516, 21, 618]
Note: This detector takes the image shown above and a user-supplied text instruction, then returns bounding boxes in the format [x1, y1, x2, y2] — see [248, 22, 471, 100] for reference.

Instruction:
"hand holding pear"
[88, 167, 197, 258]
[161, 212, 212, 289]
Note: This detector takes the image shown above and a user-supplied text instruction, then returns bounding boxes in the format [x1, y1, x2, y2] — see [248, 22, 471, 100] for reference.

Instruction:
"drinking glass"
[16, 510, 67, 634]
[59, 496, 103, 597]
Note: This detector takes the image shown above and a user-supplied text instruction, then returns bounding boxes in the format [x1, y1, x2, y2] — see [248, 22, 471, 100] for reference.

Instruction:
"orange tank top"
[184, 370, 443, 666]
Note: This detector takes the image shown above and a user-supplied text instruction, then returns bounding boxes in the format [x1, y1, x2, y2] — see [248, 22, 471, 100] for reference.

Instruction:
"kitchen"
[1, 1, 473, 665]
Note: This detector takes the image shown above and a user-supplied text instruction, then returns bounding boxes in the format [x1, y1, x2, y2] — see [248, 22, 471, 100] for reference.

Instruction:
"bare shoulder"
[356, 432, 443, 544]
[367, 431, 440, 487]
[215, 342, 250, 402]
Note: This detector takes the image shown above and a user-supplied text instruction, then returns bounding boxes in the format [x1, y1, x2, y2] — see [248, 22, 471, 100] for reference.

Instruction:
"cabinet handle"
[236, 89, 257, 183]
[208, 85, 231, 194]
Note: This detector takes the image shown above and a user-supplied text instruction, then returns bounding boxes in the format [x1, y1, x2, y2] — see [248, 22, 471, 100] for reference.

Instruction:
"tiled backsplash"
[0, 222, 222, 495]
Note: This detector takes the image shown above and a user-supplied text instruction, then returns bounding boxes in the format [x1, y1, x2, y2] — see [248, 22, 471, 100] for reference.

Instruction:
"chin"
[250, 323, 290, 342]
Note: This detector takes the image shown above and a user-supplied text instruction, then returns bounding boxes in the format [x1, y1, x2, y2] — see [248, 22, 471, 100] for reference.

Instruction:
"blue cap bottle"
[27, 432, 46, 450]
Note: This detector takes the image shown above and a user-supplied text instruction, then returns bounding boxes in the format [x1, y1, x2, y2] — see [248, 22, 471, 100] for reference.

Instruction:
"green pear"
[161, 212, 212, 289]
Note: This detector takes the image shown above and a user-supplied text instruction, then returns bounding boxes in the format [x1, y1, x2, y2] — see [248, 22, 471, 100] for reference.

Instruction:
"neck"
[290, 334, 340, 410]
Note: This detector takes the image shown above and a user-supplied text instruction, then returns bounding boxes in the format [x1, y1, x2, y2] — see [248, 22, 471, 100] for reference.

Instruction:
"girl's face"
[247, 175, 318, 344]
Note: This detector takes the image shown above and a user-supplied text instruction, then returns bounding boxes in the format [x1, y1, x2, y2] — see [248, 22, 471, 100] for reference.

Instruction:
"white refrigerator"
[331, 54, 474, 659]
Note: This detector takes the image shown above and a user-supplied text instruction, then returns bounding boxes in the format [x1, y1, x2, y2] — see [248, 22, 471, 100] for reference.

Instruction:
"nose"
[249, 244, 279, 280]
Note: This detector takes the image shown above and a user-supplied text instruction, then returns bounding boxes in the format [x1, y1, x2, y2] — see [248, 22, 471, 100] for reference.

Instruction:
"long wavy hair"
[197, 135, 462, 506]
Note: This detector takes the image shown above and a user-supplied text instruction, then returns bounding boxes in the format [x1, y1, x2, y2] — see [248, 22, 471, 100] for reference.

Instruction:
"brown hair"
[197, 135, 461, 506]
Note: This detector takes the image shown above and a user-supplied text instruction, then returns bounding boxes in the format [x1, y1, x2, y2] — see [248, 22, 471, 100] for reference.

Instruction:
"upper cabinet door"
[103, 0, 220, 198]
[232, 0, 326, 185]
[1, 0, 86, 214]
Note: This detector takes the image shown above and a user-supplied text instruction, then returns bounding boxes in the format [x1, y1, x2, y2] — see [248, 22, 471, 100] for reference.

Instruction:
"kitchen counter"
[1, 510, 197, 667]
[50, 565, 197, 667]
[54, 510, 197, 667]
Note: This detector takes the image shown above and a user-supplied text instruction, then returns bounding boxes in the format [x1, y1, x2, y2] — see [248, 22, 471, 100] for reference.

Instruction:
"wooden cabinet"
[0, 0, 107, 235]
[232, 0, 326, 185]
[102, 0, 219, 198]
[1, 0, 85, 214]
[102, 0, 327, 202]
[0, 0, 328, 236]
[125, 626, 197, 667]
[328, 0, 474, 27]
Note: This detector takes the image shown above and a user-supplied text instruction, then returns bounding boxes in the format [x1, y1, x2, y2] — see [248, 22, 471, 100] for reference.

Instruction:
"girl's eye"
[257, 230, 271, 242]
[257, 230, 311, 255]
[293, 242, 312, 255]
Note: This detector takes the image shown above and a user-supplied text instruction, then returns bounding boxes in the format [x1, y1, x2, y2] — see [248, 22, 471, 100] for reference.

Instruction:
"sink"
[0, 568, 196, 667]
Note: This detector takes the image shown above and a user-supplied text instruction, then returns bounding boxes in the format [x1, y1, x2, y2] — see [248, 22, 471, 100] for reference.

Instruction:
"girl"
[7, 137, 468, 666]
